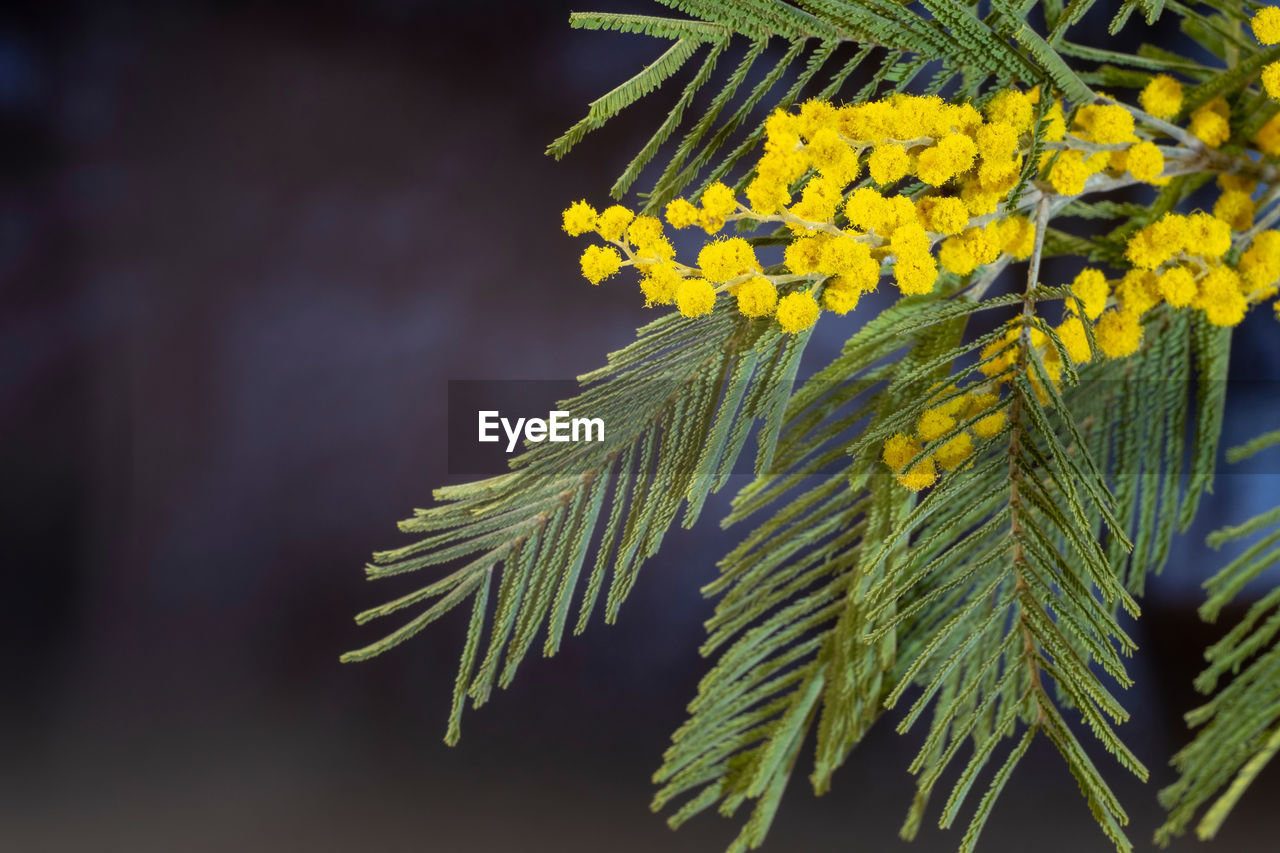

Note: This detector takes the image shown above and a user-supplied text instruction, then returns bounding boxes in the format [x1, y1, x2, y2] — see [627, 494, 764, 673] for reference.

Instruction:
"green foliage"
[1157, 429, 1280, 843]
[345, 1, 1280, 851]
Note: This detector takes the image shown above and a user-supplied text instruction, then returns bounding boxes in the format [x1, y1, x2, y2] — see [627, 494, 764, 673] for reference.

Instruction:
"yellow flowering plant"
[347, 4, 1280, 852]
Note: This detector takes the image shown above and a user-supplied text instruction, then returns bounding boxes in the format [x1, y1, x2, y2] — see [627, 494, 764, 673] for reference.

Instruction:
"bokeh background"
[3, 1, 1280, 850]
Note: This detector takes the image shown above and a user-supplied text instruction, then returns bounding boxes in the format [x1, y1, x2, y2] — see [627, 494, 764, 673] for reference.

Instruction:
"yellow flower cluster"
[881, 388, 1006, 490]
[563, 87, 1185, 336]
[1254, 7, 1280, 99]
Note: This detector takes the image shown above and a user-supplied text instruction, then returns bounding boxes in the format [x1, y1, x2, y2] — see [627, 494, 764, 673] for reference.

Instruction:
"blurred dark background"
[2, 1, 1279, 851]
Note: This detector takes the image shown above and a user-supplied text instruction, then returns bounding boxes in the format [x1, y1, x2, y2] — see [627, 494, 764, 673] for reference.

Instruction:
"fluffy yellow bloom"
[745, 175, 790, 215]
[938, 236, 977, 276]
[1116, 269, 1161, 316]
[1139, 74, 1184, 119]
[594, 205, 634, 241]
[1189, 100, 1230, 148]
[776, 291, 820, 333]
[893, 251, 939, 295]
[921, 196, 971, 235]
[916, 133, 977, 186]
[985, 89, 1035, 133]
[1095, 310, 1143, 358]
[700, 183, 737, 220]
[627, 216, 664, 249]
[869, 144, 911, 185]
[844, 187, 888, 233]
[1156, 266, 1197, 308]
[897, 458, 938, 491]
[1125, 141, 1165, 183]
[936, 433, 975, 471]
[999, 217, 1037, 259]
[1049, 151, 1090, 195]
[562, 201, 598, 236]
[1240, 231, 1280, 292]
[1070, 268, 1110, 320]
[698, 238, 761, 282]
[735, 276, 778, 318]
[665, 198, 699, 229]
[1213, 190, 1256, 231]
[1259, 113, 1280, 157]
[1196, 267, 1248, 326]
[882, 433, 920, 471]
[676, 277, 716, 317]
[1074, 104, 1137, 144]
[1043, 99, 1067, 141]
[916, 407, 956, 442]
[964, 223, 1004, 265]
[781, 236, 821, 276]
[581, 245, 622, 284]
[639, 264, 681, 306]
[815, 235, 867, 276]
[822, 281, 862, 315]
[1057, 315, 1092, 363]
[1190, 212, 1233, 258]
[973, 411, 1007, 438]
[1253, 7, 1280, 44]
[1264, 62, 1280, 99]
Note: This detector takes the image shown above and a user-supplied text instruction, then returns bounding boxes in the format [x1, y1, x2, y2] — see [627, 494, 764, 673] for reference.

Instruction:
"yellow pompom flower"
[627, 215, 665, 250]
[1213, 190, 1256, 232]
[676, 277, 716, 317]
[999, 217, 1037, 259]
[1139, 74, 1184, 119]
[698, 238, 761, 282]
[1049, 151, 1090, 196]
[1189, 101, 1230, 148]
[1265, 114, 1280, 157]
[869, 144, 911, 185]
[784, 235, 826, 275]
[963, 223, 1003, 265]
[894, 251, 939, 295]
[1074, 104, 1137, 144]
[1057, 315, 1092, 364]
[817, 236, 875, 278]
[916, 133, 978, 186]
[921, 196, 970, 235]
[882, 433, 920, 471]
[1043, 99, 1068, 142]
[1156, 266, 1197, 308]
[844, 187, 889, 233]
[562, 200, 598, 236]
[776, 291, 821, 333]
[1189, 212, 1233, 258]
[736, 276, 778, 318]
[897, 458, 939, 491]
[916, 407, 956, 442]
[1253, 7, 1280, 44]
[984, 89, 1035, 133]
[1070, 268, 1110, 320]
[822, 281, 862, 315]
[973, 411, 1007, 438]
[595, 205, 634, 241]
[1116, 269, 1161, 316]
[938, 236, 978, 276]
[665, 198, 700, 229]
[580, 245, 622, 284]
[1095, 310, 1143, 358]
[700, 183, 738, 221]
[936, 433, 975, 471]
[1264, 62, 1280, 99]
[1125, 141, 1164, 183]
[1240, 231, 1280, 292]
[1196, 267, 1248, 327]
[639, 265, 682, 306]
